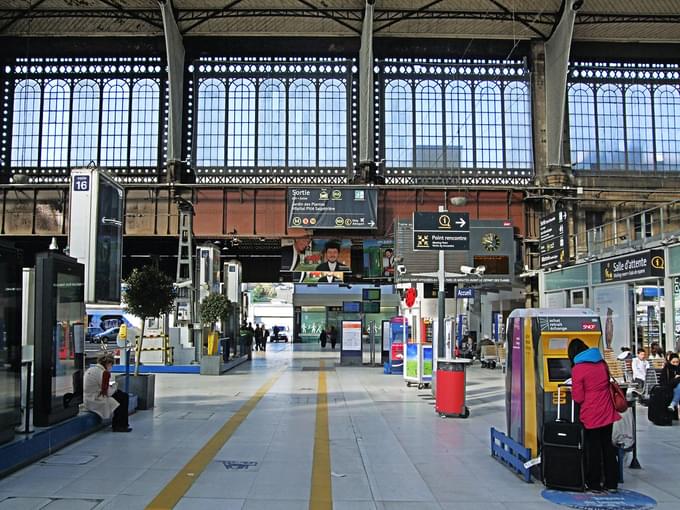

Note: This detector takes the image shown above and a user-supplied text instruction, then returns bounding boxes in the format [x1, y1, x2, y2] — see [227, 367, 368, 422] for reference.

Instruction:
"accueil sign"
[599, 250, 665, 283]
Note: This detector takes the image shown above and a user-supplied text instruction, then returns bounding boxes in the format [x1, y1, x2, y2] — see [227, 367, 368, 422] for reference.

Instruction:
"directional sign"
[539, 210, 569, 269]
[412, 212, 469, 251]
[287, 188, 378, 229]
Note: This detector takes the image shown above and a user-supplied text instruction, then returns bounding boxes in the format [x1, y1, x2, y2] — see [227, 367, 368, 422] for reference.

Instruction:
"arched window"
[130, 79, 160, 167]
[654, 85, 680, 171]
[624, 85, 653, 170]
[415, 80, 443, 168]
[227, 78, 255, 166]
[71, 79, 100, 166]
[319, 79, 346, 167]
[11, 79, 41, 166]
[474, 82, 502, 168]
[101, 79, 130, 167]
[258, 79, 285, 166]
[445, 81, 473, 168]
[288, 79, 316, 166]
[568, 83, 596, 170]
[196, 78, 226, 166]
[596, 84, 624, 169]
[41, 79, 70, 167]
[504, 82, 532, 169]
[384, 79, 412, 168]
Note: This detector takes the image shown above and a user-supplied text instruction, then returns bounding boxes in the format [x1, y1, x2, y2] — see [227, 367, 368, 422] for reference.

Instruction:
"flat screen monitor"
[362, 288, 381, 301]
[547, 358, 572, 382]
[342, 301, 361, 313]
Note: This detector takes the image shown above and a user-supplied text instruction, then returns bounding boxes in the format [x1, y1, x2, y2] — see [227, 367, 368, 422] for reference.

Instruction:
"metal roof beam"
[96, 0, 163, 30]
[576, 14, 680, 25]
[484, 0, 548, 39]
[0, 0, 48, 34]
[295, 0, 360, 34]
[374, 0, 445, 33]
[181, 0, 246, 34]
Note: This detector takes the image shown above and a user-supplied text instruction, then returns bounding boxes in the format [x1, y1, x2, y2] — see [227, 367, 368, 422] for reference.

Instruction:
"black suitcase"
[542, 385, 586, 491]
[648, 385, 673, 426]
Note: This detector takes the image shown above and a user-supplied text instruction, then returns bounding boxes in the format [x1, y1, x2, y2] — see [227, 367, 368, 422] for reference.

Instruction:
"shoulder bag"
[605, 363, 629, 413]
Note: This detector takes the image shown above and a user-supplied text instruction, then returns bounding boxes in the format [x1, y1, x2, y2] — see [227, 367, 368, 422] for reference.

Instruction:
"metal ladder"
[175, 198, 195, 323]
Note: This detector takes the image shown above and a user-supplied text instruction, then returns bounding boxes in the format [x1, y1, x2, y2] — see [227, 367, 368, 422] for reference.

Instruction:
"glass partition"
[0, 242, 22, 444]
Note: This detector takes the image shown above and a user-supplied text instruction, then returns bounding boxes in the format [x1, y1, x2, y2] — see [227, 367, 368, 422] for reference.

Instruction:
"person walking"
[319, 327, 328, 348]
[83, 352, 131, 432]
[330, 325, 338, 350]
[568, 338, 620, 493]
[254, 324, 264, 351]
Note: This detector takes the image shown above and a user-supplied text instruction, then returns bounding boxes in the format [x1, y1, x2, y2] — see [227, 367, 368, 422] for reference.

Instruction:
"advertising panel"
[342, 321, 362, 351]
[362, 240, 394, 278]
[281, 237, 352, 274]
[593, 284, 630, 352]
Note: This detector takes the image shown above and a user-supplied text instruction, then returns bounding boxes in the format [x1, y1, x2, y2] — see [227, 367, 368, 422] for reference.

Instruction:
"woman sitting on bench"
[83, 352, 132, 432]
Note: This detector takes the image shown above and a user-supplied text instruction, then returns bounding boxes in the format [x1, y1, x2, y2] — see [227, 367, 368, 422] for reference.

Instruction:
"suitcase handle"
[556, 384, 575, 422]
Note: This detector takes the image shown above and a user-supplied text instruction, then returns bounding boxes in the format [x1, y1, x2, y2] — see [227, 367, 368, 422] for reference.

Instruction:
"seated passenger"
[661, 353, 680, 418]
[83, 352, 132, 432]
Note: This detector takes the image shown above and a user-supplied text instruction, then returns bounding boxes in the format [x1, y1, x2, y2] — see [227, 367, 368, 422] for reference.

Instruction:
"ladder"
[175, 198, 195, 323]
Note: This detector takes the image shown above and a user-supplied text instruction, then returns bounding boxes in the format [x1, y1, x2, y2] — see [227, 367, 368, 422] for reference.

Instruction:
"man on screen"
[280, 229, 312, 272]
[315, 240, 350, 272]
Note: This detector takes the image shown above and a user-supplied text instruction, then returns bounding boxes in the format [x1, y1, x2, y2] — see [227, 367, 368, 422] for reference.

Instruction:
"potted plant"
[199, 292, 231, 356]
[120, 265, 174, 409]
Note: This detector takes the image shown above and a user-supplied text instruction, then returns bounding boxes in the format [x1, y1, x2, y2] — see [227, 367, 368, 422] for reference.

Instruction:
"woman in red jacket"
[568, 338, 621, 493]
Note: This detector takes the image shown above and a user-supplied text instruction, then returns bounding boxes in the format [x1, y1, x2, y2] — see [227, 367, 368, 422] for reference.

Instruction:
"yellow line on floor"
[146, 370, 283, 510]
[309, 360, 332, 510]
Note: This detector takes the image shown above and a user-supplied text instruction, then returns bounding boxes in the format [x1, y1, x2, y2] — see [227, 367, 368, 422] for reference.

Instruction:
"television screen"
[547, 358, 572, 382]
[342, 301, 361, 313]
[362, 288, 381, 301]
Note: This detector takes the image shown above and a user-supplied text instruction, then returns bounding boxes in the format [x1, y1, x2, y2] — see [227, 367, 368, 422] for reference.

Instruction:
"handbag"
[605, 364, 629, 413]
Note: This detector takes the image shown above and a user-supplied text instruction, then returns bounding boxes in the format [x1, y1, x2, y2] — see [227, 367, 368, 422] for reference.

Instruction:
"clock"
[481, 232, 501, 252]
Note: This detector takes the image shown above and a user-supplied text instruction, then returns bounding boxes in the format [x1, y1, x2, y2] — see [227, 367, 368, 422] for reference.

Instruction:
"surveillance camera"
[173, 280, 193, 289]
[396, 264, 407, 275]
[460, 265, 485, 276]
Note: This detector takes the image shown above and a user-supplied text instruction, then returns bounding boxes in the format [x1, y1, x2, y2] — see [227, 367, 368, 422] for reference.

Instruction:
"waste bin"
[435, 358, 471, 418]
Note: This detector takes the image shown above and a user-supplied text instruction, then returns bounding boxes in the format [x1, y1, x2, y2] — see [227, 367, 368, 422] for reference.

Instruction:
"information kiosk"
[34, 252, 86, 427]
[505, 308, 602, 462]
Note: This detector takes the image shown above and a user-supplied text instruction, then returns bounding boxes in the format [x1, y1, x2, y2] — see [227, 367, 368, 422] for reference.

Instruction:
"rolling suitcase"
[648, 385, 673, 426]
[542, 385, 586, 491]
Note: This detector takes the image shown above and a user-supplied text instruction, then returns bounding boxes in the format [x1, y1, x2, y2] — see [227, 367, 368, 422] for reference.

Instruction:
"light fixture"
[48, 237, 59, 251]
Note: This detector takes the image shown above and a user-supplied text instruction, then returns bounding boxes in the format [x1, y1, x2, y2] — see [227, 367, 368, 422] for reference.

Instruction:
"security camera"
[460, 265, 486, 276]
[396, 264, 407, 276]
[173, 280, 193, 289]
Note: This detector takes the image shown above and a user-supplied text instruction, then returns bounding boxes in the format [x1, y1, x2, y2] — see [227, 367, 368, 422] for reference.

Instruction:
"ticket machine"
[505, 308, 602, 460]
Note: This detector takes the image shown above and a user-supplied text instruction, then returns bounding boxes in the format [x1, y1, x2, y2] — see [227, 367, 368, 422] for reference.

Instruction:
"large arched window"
[227, 78, 255, 166]
[596, 85, 624, 169]
[568, 84, 596, 170]
[41, 80, 70, 167]
[504, 82, 532, 169]
[318, 79, 346, 167]
[288, 79, 316, 166]
[384, 80, 413, 168]
[101, 79, 130, 167]
[415, 80, 443, 168]
[474, 82, 502, 168]
[130, 79, 160, 167]
[258, 79, 286, 166]
[654, 85, 680, 170]
[445, 81, 473, 168]
[11, 79, 41, 166]
[196, 78, 226, 167]
[71, 80, 100, 166]
[624, 85, 654, 171]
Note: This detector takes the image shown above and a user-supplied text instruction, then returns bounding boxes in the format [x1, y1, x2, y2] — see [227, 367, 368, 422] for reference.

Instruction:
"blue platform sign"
[456, 287, 475, 299]
[73, 175, 90, 192]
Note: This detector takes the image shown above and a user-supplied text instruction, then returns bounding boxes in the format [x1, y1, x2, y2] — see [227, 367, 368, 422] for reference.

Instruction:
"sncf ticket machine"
[505, 308, 602, 462]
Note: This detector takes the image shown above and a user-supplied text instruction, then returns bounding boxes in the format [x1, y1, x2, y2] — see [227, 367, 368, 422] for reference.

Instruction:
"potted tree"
[198, 292, 231, 375]
[120, 265, 175, 409]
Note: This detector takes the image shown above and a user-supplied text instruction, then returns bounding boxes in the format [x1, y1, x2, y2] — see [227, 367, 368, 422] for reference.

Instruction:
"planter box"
[116, 374, 155, 410]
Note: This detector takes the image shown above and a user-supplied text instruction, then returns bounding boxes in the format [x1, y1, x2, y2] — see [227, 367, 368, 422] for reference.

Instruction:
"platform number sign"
[73, 175, 90, 192]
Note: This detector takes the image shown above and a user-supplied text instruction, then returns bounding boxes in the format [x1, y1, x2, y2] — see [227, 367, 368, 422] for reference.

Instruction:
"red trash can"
[435, 359, 471, 418]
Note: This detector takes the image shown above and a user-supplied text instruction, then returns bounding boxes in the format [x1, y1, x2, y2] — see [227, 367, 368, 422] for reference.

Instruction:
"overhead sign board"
[599, 250, 665, 283]
[412, 212, 470, 251]
[456, 287, 475, 299]
[539, 211, 569, 269]
[287, 188, 378, 229]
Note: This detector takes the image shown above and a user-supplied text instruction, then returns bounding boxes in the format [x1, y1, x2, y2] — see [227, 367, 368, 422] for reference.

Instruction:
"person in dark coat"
[330, 326, 338, 350]
[568, 338, 621, 493]
[319, 328, 328, 348]
[661, 352, 680, 417]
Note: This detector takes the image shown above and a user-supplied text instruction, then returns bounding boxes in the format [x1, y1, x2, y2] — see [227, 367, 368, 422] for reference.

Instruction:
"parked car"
[93, 326, 119, 344]
[271, 326, 289, 342]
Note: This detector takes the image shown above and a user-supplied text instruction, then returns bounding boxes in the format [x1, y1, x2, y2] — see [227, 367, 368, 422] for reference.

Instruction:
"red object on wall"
[404, 288, 417, 308]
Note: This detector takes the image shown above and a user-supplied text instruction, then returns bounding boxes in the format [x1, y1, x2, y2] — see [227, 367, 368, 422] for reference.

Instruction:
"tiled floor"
[0, 343, 678, 509]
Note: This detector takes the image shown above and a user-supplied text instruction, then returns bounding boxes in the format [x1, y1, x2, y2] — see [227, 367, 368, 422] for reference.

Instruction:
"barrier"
[490, 427, 532, 483]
